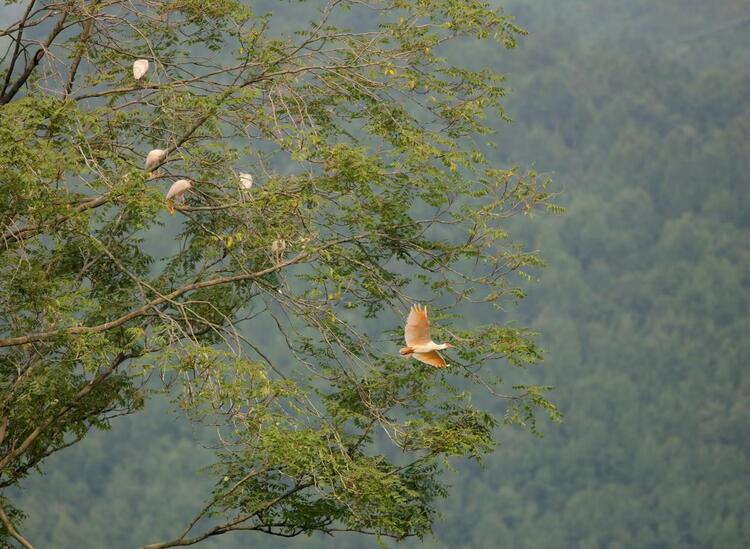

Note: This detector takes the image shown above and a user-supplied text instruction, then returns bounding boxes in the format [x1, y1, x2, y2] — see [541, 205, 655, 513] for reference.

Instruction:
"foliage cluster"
[0, 0, 559, 547]
[13, 0, 750, 547]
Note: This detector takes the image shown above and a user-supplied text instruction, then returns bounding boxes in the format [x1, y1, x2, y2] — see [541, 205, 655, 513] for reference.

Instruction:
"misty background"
[12, 0, 750, 547]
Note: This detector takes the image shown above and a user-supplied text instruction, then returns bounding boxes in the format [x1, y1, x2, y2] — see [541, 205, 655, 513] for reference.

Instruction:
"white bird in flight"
[165, 179, 192, 215]
[399, 304, 454, 368]
[239, 173, 253, 190]
[133, 59, 149, 80]
[144, 149, 167, 173]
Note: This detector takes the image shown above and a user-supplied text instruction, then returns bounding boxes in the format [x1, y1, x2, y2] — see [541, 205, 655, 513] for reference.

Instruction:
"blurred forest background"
[12, 0, 750, 547]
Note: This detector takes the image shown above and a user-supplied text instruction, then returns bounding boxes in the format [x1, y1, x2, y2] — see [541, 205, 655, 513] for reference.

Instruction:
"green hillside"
[13, 0, 750, 547]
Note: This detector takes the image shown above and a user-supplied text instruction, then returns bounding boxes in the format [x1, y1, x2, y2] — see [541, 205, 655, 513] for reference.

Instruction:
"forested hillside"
[14, 0, 750, 547]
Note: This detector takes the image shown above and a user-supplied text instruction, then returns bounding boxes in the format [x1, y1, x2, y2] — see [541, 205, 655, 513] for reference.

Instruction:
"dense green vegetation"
[10, 0, 750, 547]
[433, 2, 750, 546]
[0, 0, 556, 547]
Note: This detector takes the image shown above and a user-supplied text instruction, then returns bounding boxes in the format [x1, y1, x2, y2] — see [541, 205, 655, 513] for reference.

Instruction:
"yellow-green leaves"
[0, 0, 557, 544]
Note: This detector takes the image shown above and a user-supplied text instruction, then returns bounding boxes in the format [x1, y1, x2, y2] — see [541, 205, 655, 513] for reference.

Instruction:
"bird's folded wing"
[166, 180, 191, 200]
[405, 304, 431, 346]
[413, 350, 447, 368]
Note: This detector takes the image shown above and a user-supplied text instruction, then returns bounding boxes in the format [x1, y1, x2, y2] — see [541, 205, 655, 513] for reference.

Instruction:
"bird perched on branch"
[271, 236, 286, 265]
[165, 179, 192, 215]
[239, 173, 253, 190]
[133, 59, 149, 80]
[144, 148, 167, 175]
[399, 304, 454, 368]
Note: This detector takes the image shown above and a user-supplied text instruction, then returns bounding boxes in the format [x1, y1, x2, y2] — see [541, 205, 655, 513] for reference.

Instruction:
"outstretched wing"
[404, 304, 431, 346]
[413, 351, 447, 368]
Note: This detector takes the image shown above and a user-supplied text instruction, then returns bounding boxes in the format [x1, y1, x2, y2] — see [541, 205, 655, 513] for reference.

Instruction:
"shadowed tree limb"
[0, 500, 34, 549]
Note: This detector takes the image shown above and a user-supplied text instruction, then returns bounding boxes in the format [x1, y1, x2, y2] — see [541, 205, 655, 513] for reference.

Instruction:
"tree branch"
[1, 225, 393, 348]
[140, 481, 314, 549]
[1, 193, 111, 244]
[0, 6, 69, 105]
[63, 3, 100, 98]
[0, 351, 128, 470]
[0, 0, 37, 98]
[0, 249, 310, 348]
[0, 500, 35, 549]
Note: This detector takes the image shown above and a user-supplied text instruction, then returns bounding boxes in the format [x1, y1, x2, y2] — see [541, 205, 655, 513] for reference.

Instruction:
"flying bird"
[165, 179, 192, 215]
[399, 304, 454, 368]
[239, 173, 253, 190]
[144, 149, 166, 172]
[133, 59, 150, 80]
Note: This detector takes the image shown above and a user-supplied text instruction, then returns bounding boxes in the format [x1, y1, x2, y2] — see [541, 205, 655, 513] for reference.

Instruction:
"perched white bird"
[271, 236, 286, 265]
[144, 149, 167, 173]
[133, 59, 150, 80]
[239, 173, 253, 190]
[399, 304, 454, 368]
[165, 179, 192, 215]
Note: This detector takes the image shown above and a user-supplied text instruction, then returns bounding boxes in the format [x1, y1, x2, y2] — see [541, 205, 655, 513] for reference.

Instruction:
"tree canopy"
[0, 1, 559, 547]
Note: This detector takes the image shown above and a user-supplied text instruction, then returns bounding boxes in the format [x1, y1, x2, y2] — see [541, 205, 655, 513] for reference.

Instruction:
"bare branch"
[0, 6, 69, 104]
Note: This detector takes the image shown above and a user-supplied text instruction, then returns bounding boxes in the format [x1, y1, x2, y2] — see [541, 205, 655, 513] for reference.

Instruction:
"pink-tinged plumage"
[165, 179, 192, 215]
[399, 303, 454, 368]
[133, 59, 149, 80]
[144, 149, 167, 172]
